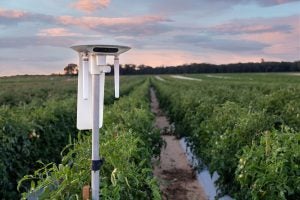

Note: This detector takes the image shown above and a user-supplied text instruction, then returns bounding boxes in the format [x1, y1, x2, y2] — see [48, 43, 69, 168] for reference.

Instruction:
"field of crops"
[1, 73, 299, 200]
[0, 75, 152, 199]
[153, 73, 300, 199]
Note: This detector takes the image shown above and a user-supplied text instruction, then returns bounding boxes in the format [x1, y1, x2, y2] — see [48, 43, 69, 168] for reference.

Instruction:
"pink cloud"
[0, 8, 54, 25]
[261, 0, 298, 6]
[72, 0, 110, 12]
[0, 8, 26, 18]
[212, 23, 288, 34]
[57, 15, 169, 28]
[122, 48, 282, 67]
[37, 28, 80, 37]
[56, 15, 172, 36]
[264, 44, 295, 55]
[236, 15, 300, 59]
[261, 31, 299, 57]
[123, 49, 201, 67]
[206, 16, 294, 35]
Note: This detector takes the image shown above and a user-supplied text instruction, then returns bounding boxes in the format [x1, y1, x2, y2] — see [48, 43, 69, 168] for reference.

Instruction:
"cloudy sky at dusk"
[0, 0, 299, 76]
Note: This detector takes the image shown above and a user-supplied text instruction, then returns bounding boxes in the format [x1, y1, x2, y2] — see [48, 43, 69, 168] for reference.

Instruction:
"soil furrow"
[151, 88, 207, 200]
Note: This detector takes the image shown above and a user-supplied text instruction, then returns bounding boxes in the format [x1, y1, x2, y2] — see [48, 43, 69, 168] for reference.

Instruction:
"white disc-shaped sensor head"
[71, 44, 131, 56]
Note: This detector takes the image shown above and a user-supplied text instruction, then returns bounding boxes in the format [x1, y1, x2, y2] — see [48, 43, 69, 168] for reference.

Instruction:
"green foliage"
[0, 75, 77, 106]
[236, 127, 300, 200]
[204, 103, 273, 194]
[18, 80, 162, 199]
[0, 75, 147, 199]
[0, 98, 77, 199]
[152, 74, 300, 199]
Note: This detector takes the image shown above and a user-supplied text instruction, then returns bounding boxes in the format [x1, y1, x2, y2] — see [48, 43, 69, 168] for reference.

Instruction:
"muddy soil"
[151, 88, 207, 200]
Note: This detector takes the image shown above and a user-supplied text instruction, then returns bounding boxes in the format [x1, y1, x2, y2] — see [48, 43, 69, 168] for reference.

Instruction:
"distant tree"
[64, 63, 78, 75]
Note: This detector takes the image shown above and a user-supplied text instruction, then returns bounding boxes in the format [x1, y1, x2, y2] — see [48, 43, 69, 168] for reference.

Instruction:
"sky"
[0, 0, 299, 76]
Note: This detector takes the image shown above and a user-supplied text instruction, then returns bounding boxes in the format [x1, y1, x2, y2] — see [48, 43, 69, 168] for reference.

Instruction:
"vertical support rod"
[114, 56, 119, 99]
[91, 74, 100, 200]
[99, 73, 105, 128]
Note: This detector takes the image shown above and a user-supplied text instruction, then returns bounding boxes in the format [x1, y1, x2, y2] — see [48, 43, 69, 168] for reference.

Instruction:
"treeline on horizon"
[3, 61, 300, 78]
[115, 61, 300, 75]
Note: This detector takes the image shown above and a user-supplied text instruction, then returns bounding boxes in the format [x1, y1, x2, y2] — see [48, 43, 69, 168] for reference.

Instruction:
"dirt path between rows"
[150, 88, 207, 200]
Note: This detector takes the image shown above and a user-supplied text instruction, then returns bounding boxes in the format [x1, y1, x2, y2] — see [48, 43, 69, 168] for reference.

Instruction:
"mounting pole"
[90, 54, 109, 200]
[91, 72, 100, 200]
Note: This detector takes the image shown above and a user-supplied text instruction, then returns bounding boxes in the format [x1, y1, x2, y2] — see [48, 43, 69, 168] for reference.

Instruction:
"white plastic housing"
[77, 54, 109, 130]
[71, 44, 130, 130]
[77, 54, 92, 129]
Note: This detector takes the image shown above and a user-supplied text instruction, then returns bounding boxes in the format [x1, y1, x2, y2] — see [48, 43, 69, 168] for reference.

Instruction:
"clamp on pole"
[91, 159, 105, 171]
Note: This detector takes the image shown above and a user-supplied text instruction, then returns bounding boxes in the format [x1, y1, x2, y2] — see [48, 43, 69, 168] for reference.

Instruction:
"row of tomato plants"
[152, 76, 300, 200]
[0, 76, 77, 106]
[0, 76, 145, 199]
[18, 79, 163, 199]
[0, 75, 145, 106]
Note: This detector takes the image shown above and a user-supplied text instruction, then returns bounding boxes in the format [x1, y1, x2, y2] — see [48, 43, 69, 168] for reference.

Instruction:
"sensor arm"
[114, 55, 120, 99]
[82, 54, 89, 100]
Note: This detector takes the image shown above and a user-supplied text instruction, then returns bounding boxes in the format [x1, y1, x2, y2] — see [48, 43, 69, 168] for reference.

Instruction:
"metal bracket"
[91, 159, 105, 171]
[90, 65, 111, 74]
[88, 54, 111, 75]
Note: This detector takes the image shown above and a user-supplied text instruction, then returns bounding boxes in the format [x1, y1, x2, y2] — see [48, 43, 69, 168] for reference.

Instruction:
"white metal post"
[91, 73, 100, 200]
[114, 56, 119, 99]
[91, 54, 109, 200]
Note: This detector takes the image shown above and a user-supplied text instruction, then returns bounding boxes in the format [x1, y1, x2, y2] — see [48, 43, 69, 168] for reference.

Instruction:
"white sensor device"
[71, 44, 130, 130]
[71, 44, 130, 200]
